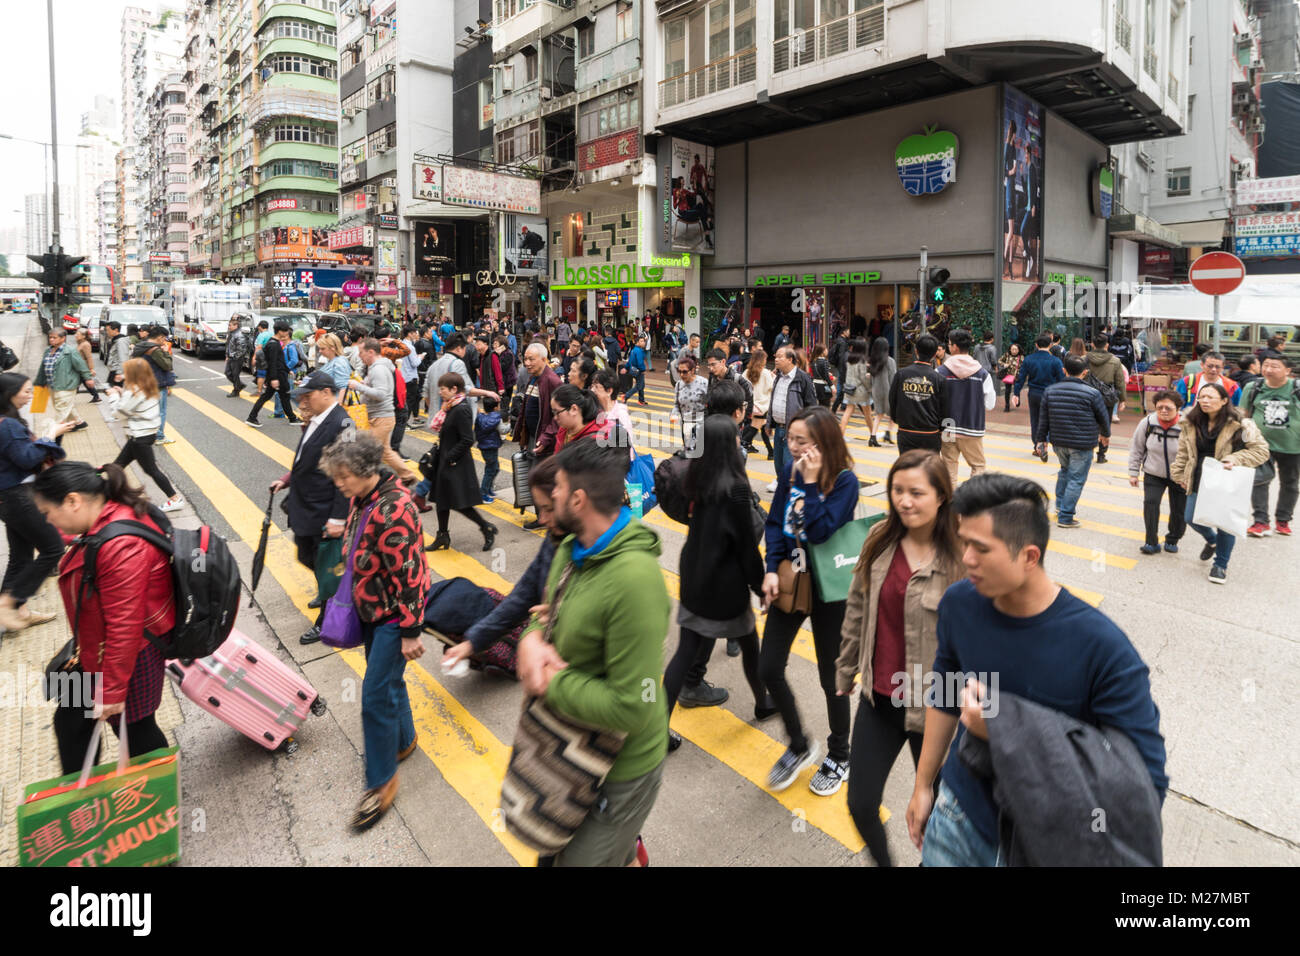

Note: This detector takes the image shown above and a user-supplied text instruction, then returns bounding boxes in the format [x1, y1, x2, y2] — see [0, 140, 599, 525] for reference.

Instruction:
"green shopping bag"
[314, 534, 345, 606]
[807, 514, 885, 604]
[18, 718, 180, 868]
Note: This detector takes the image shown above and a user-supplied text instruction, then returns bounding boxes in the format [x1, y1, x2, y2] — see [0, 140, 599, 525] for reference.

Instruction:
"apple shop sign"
[754, 271, 882, 287]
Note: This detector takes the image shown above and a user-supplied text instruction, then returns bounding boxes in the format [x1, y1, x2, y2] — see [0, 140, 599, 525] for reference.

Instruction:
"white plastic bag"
[1192, 458, 1255, 538]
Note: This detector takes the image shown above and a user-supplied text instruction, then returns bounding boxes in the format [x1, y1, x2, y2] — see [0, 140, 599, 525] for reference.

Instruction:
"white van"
[173, 281, 254, 358]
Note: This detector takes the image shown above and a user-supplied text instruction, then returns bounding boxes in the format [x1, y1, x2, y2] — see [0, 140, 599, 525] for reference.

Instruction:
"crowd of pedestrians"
[4, 301, 1297, 868]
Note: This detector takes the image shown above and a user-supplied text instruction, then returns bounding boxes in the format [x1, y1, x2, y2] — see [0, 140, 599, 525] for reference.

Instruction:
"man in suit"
[247, 322, 301, 426]
[270, 371, 354, 644]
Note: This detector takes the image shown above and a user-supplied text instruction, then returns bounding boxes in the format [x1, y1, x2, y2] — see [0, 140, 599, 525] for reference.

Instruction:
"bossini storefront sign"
[753, 271, 882, 287]
[553, 260, 685, 290]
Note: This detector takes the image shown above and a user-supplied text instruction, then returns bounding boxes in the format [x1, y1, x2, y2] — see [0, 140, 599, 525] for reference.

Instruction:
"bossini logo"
[50, 886, 152, 936]
[833, 553, 856, 569]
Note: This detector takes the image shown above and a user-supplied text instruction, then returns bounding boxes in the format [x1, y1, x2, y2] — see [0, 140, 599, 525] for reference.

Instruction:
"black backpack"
[654, 450, 691, 524]
[74, 506, 241, 661]
[1083, 371, 1118, 408]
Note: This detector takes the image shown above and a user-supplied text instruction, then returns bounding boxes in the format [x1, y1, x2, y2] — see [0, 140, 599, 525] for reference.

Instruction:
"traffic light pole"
[46, 0, 61, 256]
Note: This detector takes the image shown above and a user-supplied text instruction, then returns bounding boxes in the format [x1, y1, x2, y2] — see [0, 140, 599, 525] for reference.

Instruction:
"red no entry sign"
[1189, 251, 1246, 296]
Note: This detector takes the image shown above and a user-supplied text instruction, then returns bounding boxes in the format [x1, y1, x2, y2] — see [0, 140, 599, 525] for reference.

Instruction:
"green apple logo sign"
[896, 126, 959, 196]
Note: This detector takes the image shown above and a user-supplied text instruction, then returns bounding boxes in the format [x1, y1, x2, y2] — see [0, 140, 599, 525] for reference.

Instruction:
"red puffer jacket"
[57, 501, 175, 708]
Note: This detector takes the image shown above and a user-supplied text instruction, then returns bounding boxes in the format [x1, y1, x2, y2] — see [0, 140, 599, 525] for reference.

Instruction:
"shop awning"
[1121, 278, 1300, 327]
[1108, 213, 1182, 248]
[1167, 219, 1227, 247]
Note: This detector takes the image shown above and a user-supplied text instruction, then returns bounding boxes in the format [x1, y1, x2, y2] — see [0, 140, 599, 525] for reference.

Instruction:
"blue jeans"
[1185, 492, 1236, 569]
[361, 618, 416, 790]
[480, 447, 499, 497]
[414, 478, 432, 498]
[629, 370, 646, 403]
[773, 425, 788, 476]
[1053, 446, 1093, 521]
[156, 388, 169, 440]
[921, 782, 1000, 867]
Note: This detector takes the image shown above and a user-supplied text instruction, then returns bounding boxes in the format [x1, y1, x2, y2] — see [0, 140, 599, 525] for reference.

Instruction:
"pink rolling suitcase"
[167, 629, 327, 754]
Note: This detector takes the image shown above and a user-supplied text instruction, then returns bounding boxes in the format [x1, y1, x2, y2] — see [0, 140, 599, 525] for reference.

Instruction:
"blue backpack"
[284, 341, 301, 371]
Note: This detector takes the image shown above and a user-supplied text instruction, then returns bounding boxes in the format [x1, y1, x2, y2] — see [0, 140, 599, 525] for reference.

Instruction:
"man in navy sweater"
[906, 474, 1167, 866]
[1035, 355, 1111, 528]
[1012, 332, 1064, 460]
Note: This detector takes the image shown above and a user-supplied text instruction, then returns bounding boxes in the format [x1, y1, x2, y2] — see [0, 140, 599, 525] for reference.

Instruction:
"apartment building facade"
[184, 0, 222, 274]
[142, 72, 191, 282]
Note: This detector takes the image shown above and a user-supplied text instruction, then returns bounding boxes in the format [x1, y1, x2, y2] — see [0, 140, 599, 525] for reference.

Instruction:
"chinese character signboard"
[657, 138, 715, 255]
[441, 166, 541, 214]
[413, 163, 441, 201]
[1236, 175, 1300, 206]
[1235, 211, 1300, 236]
[1234, 233, 1300, 258]
[327, 225, 374, 250]
[578, 129, 638, 171]
[258, 227, 346, 264]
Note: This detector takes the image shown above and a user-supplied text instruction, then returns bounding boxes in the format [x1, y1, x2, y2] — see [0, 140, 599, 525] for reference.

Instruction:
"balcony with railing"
[1115, 10, 1132, 54]
[1167, 71, 1178, 103]
[660, 48, 756, 110]
[773, 3, 885, 74]
[1143, 44, 1158, 81]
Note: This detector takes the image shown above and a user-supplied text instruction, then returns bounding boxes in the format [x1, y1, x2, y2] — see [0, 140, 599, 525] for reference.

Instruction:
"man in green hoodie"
[518, 439, 670, 867]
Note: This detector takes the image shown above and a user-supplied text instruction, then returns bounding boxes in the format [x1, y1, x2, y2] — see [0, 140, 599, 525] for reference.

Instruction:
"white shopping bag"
[1192, 458, 1255, 538]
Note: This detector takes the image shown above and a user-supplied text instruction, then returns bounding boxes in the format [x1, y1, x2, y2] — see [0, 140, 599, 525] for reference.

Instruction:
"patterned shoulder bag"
[499, 561, 628, 856]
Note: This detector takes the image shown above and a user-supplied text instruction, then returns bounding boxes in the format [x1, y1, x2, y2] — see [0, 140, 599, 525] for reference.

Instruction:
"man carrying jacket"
[906, 473, 1166, 867]
[938, 329, 998, 484]
[1034, 355, 1111, 528]
[132, 326, 176, 444]
[271, 371, 354, 644]
[766, 345, 818, 492]
[35, 327, 98, 437]
[889, 334, 949, 455]
[1012, 332, 1064, 460]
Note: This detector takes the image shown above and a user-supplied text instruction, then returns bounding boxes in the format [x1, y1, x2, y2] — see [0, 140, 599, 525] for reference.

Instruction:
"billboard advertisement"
[256, 226, 346, 264]
[441, 166, 541, 214]
[658, 138, 714, 255]
[376, 235, 398, 273]
[413, 222, 456, 277]
[504, 214, 548, 275]
[1001, 86, 1044, 284]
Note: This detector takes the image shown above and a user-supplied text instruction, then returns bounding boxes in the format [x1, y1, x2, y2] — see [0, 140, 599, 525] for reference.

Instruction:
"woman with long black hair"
[424, 373, 499, 554]
[838, 337, 872, 436]
[835, 449, 962, 865]
[868, 336, 897, 444]
[0, 372, 71, 632]
[760, 404, 860, 796]
[664, 415, 774, 750]
[32, 461, 174, 772]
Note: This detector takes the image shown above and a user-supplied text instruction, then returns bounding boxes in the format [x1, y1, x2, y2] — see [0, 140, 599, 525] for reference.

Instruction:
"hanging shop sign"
[379, 214, 399, 229]
[413, 163, 442, 201]
[895, 126, 959, 196]
[256, 227, 345, 264]
[580, 129, 639, 172]
[327, 225, 374, 250]
[752, 271, 882, 287]
[1235, 234, 1300, 258]
[554, 260, 680, 290]
[1091, 165, 1114, 219]
[266, 198, 298, 212]
[1236, 175, 1300, 206]
[1235, 211, 1300, 236]
[342, 279, 370, 297]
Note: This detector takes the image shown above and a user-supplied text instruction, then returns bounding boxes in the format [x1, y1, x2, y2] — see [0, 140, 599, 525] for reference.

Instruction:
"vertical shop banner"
[376, 235, 398, 273]
[413, 223, 456, 277]
[1001, 86, 1044, 284]
[659, 138, 715, 255]
[804, 288, 825, 350]
[505, 214, 548, 275]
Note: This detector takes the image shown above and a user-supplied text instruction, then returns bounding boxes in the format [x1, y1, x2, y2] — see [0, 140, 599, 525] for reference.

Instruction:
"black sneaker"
[1199, 542, 1216, 561]
[726, 638, 741, 658]
[1057, 518, 1082, 529]
[1208, 565, 1227, 585]
[754, 695, 779, 722]
[767, 743, 821, 792]
[809, 757, 850, 796]
[677, 680, 729, 708]
[71, 421, 89, 432]
[245, 418, 263, 428]
[667, 730, 683, 753]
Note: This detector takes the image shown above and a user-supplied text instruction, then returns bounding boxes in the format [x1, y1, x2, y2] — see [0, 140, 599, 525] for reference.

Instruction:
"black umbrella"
[249, 489, 277, 606]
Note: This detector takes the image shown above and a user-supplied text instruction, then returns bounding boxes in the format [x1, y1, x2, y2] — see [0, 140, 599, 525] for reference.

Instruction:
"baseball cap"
[290, 371, 338, 398]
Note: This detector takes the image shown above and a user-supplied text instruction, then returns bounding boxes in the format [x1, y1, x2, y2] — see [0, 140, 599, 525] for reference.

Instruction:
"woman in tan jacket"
[835, 449, 962, 865]
[1170, 381, 1269, 584]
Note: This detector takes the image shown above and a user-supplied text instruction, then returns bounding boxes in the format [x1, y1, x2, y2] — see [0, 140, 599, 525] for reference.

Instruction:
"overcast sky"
[0, 0, 145, 242]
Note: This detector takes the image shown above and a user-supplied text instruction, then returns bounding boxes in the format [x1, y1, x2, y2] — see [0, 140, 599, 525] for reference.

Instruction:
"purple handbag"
[320, 502, 378, 649]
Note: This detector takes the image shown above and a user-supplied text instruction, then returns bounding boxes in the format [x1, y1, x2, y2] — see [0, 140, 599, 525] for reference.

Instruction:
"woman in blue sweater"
[760, 405, 860, 795]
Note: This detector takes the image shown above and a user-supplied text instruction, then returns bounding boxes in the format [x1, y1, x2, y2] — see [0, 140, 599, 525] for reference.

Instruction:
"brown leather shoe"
[397, 734, 419, 762]
[351, 774, 399, 831]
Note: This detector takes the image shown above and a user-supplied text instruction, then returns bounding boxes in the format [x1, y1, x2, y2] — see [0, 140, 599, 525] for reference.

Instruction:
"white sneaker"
[161, 495, 184, 513]
[766, 480, 778, 493]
